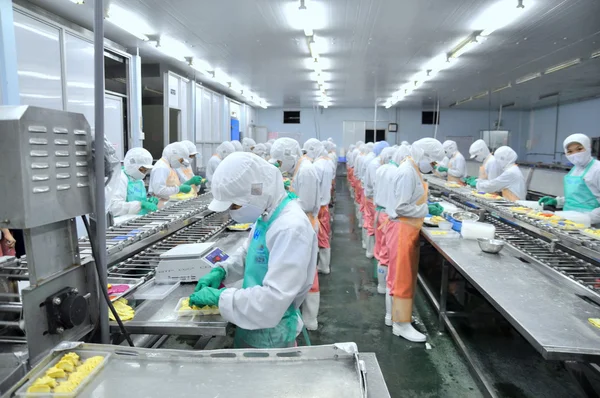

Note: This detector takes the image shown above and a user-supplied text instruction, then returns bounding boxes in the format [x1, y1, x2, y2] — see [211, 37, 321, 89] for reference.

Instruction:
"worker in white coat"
[176, 140, 204, 196]
[386, 138, 445, 342]
[149, 143, 196, 206]
[363, 141, 389, 259]
[207, 141, 236, 184]
[264, 142, 273, 160]
[359, 143, 376, 247]
[539, 134, 600, 225]
[473, 146, 526, 201]
[231, 140, 243, 152]
[242, 137, 256, 152]
[308, 140, 334, 275]
[468, 139, 500, 182]
[189, 152, 317, 348]
[108, 147, 156, 217]
[437, 140, 467, 184]
[432, 156, 448, 178]
[346, 144, 357, 197]
[252, 143, 267, 158]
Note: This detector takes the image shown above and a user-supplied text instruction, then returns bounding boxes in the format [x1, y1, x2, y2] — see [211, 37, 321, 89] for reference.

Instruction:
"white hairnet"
[327, 137, 333, 142]
[359, 144, 369, 155]
[181, 140, 198, 156]
[209, 152, 286, 213]
[469, 139, 490, 161]
[356, 140, 364, 146]
[303, 138, 325, 160]
[231, 140, 243, 152]
[393, 145, 411, 164]
[413, 138, 445, 163]
[163, 142, 189, 168]
[401, 141, 409, 146]
[271, 138, 302, 173]
[443, 140, 458, 157]
[252, 143, 267, 157]
[494, 146, 518, 169]
[380, 147, 396, 164]
[124, 147, 153, 179]
[373, 141, 390, 156]
[216, 141, 236, 159]
[322, 140, 334, 152]
[242, 137, 256, 151]
[265, 142, 273, 153]
[563, 133, 590, 152]
[366, 142, 374, 151]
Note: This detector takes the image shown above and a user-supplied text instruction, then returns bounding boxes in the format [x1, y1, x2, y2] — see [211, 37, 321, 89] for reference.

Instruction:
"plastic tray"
[15, 350, 110, 398]
[174, 297, 220, 316]
[132, 279, 180, 300]
[226, 223, 252, 231]
[581, 229, 600, 241]
[422, 228, 460, 239]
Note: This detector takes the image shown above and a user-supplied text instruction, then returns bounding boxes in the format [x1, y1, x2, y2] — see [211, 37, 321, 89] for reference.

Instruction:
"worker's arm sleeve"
[556, 196, 565, 208]
[393, 169, 427, 218]
[219, 228, 312, 330]
[448, 156, 466, 178]
[476, 170, 512, 193]
[485, 160, 499, 180]
[221, 231, 251, 285]
[149, 168, 179, 198]
[108, 174, 141, 216]
[296, 168, 319, 214]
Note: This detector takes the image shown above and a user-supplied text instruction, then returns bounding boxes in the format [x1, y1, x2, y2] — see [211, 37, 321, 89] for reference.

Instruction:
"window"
[283, 111, 301, 124]
[365, 129, 386, 142]
[422, 111, 440, 125]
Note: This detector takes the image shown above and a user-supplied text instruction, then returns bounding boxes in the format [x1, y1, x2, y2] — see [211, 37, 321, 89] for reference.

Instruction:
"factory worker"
[242, 137, 256, 152]
[207, 141, 236, 184]
[363, 141, 390, 259]
[353, 144, 370, 230]
[349, 141, 364, 199]
[108, 148, 156, 217]
[432, 156, 448, 178]
[386, 138, 445, 342]
[149, 142, 195, 206]
[264, 142, 273, 160]
[468, 139, 500, 182]
[189, 152, 317, 348]
[252, 143, 267, 158]
[310, 141, 335, 275]
[473, 146, 526, 201]
[176, 140, 203, 196]
[231, 140, 243, 152]
[539, 134, 600, 224]
[359, 143, 376, 246]
[437, 140, 467, 184]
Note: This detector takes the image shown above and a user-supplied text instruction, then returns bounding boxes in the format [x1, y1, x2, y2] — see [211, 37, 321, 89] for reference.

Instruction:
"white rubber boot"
[302, 292, 320, 331]
[366, 234, 375, 259]
[377, 263, 387, 294]
[317, 248, 331, 274]
[385, 288, 392, 326]
[361, 228, 367, 249]
[392, 322, 427, 342]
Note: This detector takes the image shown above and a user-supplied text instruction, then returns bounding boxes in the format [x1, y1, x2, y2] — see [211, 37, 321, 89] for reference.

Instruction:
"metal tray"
[106, 277, 145, 302]
[131, 279, 180, 300]
[174, 297, 220, 316]
[4, 342, 368, 398]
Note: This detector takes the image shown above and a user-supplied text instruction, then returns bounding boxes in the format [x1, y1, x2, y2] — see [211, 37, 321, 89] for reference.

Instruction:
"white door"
[105, 94, 125, 159]
[343, 121, 366, 154]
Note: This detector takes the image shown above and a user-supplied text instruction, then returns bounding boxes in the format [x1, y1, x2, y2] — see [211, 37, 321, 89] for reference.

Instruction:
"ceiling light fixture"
[475, 0, 529, 37]
[492, 83, 512, 93]
[515, 72, 541, 84]
[502, 102, 516, 108]
[68, 0, 85, 4]
[298, 0, 313, 36]
[186, 57, 213, 77]
[472, 90, 489, 99]
[107, 4, 152, 41]
[538, 92, 559, 100]
[544, 58, 581, 74]
[151, 36, 193, 62]
[592, 49, 600, 59]
[455, 97, 473, 106]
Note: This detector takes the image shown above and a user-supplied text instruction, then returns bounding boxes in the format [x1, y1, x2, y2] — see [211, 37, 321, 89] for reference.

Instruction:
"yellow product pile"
[228, 223, 252, 230]
[179, 298, 219, 315]
[472, 191, 502, 200]
[445, 182, 462, 188]
[430, 216, 445, 225]
[27, 353, 104, 393]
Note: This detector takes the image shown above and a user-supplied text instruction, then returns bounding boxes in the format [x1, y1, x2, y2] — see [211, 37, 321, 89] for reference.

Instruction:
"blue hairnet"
[373, 141, 390, 156]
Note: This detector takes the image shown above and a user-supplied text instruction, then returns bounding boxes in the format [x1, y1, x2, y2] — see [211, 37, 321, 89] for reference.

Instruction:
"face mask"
[419, 160, 433, 174]
[129, 168, 146, 180]
[229, 204, 264, 224]
[566, 151, 591, 167]
[182, 159, 190, 167]
[475, 153, 486, 162]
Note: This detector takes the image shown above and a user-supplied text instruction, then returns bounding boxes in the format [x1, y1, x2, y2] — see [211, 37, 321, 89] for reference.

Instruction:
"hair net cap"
[414, 138, 445, 163]
[181, 140, 198, 156]
[443, 140, 458, 155]
[124, 147, 153, 176]
[242, 137, 257, 151]
[373, 141, 390, 156]
[303, 138, 325, 160]
[231, 140, 243, 152]
[401, 141, 409, 146]
[494, 146, 518, 168]
[469, 139, 489, 159]
[271, 137, 301, 160]
[379, 147, 396, 164]
[216, 141, 236, 159]
[252, 143, 267, 156]
[393, 144, 411, 164]
[163, 142, 189, 162]
[366, 142, 374, 150]
[563, 133, 590, 152]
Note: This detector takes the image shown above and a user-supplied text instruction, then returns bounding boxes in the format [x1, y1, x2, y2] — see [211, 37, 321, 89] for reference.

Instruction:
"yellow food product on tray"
[547, 219, 585, 230]
[445, 182, 462, 188]
[169, 192, 195, 201]
[229, 223, 252, 230]
[430, 216, 445, 224]
[54, 381, 77, 393]
[32, 376, 57, 389]
[584, 228, 600, 237]
[27, 384, 51, 393]
[472, 191, 502, 200]
[510, 206, 533, 214]
[62, 352, 80, 366]
[56, 359, 75, 372]
[529, 211, 560, 221]
[179, 298, 219, 314]
[45, 366, 66, 379]
[430, 231, 448, 236]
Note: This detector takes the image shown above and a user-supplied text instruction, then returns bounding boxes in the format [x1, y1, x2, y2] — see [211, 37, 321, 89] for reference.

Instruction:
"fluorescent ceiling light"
[287, 0, 326, 35]
[492, 83, 511, 93]
[473, 0, 530, 37]
[455, 97, 473, 106]
[592, 49, 600, 59]
[107, 4, 152, 41]
[544, 58, 581, 74]
[152, 36, 193, 61]
[309, 39, 320, 58]
[472, 90, 489, 99]
[69, 0, 85, 4]
[515, 72, 541, 84]
[449, 37, 479, 59]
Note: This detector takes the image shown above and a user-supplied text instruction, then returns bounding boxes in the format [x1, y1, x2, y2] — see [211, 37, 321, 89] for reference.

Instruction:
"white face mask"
[475, 153, 486, 162]
[182, 159, 190, 167]
[230, 204, 264, 223]
[129, 168, 146, 180]
[567, 151, 592, 167]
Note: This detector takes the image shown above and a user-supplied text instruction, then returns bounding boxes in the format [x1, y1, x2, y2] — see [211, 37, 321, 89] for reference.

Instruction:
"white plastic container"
[461, 221, 496, 240]
[516, 200, 543, 211]
[555, 211, 591, 227]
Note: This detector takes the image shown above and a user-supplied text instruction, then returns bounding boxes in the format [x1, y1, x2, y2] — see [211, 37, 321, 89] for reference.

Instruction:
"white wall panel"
[65, 33, 94, 127]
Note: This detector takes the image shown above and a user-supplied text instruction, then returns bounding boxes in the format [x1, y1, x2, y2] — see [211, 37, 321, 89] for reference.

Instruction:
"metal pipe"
[0, 303, 22, 312]
[0, 320, 20, 328]
[373, 98, 378, 142]
[93, 0, 109, 344]
[434, 95, 440, 139]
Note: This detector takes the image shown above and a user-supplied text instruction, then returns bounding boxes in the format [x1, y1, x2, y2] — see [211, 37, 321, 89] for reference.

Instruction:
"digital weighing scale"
[155, 242, 229, 283]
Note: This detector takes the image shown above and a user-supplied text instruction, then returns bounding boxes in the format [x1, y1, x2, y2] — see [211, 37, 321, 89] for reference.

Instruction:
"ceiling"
[22, 0, 600, 110]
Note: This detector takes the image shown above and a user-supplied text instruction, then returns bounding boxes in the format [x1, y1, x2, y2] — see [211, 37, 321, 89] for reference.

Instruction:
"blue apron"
[564, 160, 600, 212]
[234, 196, 300, 348]
[124, 168, 149, 215]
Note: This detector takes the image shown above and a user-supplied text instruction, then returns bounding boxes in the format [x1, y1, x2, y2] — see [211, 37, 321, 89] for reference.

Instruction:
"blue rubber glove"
[437, 166, 448, 173]
[189, 287, 224, 307]
[538, 196, 557, 207]
[140, 200, 158, 212]
[194, 267, 226, 292]
[148, 197, 159, 205]
[428, 204, 444, 216]
[179, 184, 192, 194]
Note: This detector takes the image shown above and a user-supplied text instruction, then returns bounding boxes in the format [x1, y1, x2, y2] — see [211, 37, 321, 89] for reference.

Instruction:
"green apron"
[124, 168, 149, 215]
[234, 196, 301, 348]
[564, 160, 600, 212]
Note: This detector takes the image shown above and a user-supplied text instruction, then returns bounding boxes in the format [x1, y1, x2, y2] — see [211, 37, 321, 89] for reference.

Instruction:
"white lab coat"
[434, 157, 449, 178]
[176, 166, 193, 184]
[476, 164, 527, 200]
[293, 159, 321, 216]
[447, 151, 467, 179]
[483, 154, 501, 180]
[364, 156, 381, 198]
[149, 159, 179, 198]
[314, 157, 333, 206]
[206, 155, 222, 183]
[218, 199, 318, 332]
[354, 154, 366, 181]
[108, 170, 142, 216]
[557, 159, 600, 224]
[374, 163, 397, 209]
[361, 153, 376, 184]
[387, 158, 428, 219]
[328, 152, 337, 171]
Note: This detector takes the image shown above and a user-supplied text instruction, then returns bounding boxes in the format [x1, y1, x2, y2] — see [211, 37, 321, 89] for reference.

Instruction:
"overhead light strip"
[544, 58, 581, 74]
[492, 83, 512, 93]
[472, 90, 489, 99]
[515, 72, 541, 85]
[592, 49, 600, 59]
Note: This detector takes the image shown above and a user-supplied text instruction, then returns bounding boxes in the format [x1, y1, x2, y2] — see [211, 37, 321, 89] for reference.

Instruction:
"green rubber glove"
[140, 200, 158, 212]
[194, 267, 227, 292]
[148, 197, 159, 205]
[428, 204, 444, 216]
[189, 287, 224, 307]
[179, 184, 192, 194]
[283, 179, 291, 190]
[538, 196, 557, 207]
[468, 178, 478, 188]
[437, 166, 448, 173]
[185, 176, 203, 186]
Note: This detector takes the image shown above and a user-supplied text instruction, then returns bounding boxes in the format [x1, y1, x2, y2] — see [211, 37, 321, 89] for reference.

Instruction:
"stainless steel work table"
[421, 231, 600, 362]
[109, 230, 248, 337]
